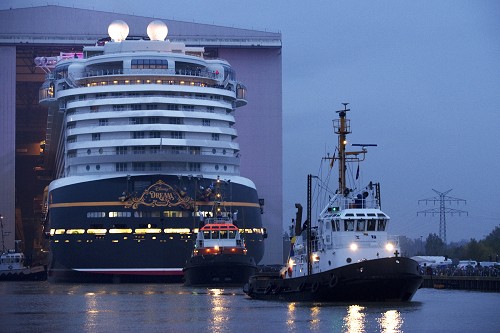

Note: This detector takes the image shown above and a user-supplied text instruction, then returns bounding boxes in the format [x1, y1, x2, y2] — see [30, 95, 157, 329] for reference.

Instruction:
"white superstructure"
[37, 20, 247, 184]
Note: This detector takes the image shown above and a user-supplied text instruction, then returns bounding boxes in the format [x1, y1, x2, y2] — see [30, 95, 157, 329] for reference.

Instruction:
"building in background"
[0, 5, 282, 264]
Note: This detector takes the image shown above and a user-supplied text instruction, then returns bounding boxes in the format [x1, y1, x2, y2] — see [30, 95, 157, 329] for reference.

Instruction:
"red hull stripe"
[74, 268, 183, 276]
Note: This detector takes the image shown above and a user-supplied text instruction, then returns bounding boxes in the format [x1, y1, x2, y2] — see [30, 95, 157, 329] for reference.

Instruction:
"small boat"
[0, 249, 47, 281]
[244, 103, 423, 302]
[183, 177, 258, 287]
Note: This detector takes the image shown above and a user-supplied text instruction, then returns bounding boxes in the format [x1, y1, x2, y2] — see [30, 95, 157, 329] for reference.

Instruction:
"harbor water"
[0, 282, 498, 332]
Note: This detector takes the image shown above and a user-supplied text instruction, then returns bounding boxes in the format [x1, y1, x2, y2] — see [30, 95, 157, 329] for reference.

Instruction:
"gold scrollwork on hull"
[124, 180, 194, 210]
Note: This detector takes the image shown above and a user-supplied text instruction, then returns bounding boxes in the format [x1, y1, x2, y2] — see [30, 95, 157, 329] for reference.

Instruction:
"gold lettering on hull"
[124, 180, 194, 210]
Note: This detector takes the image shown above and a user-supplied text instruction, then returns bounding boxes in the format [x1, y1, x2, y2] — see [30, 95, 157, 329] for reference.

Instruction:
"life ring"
[272, 285, 282, 294]
[8, 265, 13, 270]
[329, 275, 338, 288]
[311, 281, 320, 293]
[265, 284, 273, 295]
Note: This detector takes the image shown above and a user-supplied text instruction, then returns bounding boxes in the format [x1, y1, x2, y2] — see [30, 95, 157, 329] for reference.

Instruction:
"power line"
[417, 189, 468, 243]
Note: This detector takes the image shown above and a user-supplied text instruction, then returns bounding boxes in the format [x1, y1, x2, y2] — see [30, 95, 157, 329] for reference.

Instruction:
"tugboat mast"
[334, 103, 351, 196]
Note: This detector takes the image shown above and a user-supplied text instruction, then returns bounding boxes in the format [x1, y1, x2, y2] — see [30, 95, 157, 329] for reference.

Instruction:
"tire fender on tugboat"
[329, 275, 338, 288]
[311, 281, 320, 293]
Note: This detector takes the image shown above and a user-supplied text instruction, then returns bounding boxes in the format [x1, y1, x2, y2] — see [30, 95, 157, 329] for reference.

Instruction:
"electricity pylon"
[417, 189, 468, 243]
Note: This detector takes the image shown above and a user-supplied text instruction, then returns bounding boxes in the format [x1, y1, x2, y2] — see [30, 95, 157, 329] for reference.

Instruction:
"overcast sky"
[3, 0, 499, 243]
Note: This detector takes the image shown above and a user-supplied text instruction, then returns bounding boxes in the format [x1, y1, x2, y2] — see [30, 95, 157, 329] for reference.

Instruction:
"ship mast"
[334, 103, 351, 196]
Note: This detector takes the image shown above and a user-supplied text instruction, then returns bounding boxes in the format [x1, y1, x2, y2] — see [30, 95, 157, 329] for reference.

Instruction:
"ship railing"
[82, 68, 218, 81]
[65, 143, 237, 155]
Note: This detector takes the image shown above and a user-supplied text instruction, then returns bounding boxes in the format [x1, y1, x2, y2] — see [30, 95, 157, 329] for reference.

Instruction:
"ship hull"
[183, 254, 257, 287]
[244, 257, 423, 302]
[46, 174, 264, 283]
[0, 266, 47, 281]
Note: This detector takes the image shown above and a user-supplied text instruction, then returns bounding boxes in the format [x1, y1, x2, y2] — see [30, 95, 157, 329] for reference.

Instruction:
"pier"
[421, 275, 500, 292]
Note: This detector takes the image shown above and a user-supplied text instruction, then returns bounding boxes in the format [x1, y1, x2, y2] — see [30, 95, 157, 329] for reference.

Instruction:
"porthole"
[215, 165, 219, 170]
[86, 165, 90, 171]
[223, 149, 226, 155]
[96, 165, 100, 170]
[87, 149, 91, 155]
[212, 148, 216, 154]
[224, 165, 227, 171]
[346, 257, 352, 263]
[99, 148, 103, 154]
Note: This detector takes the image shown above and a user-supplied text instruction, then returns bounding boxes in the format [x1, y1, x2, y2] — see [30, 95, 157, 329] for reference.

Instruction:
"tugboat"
[0, 217, 46, 281]
[183, 177, 258, 286]
[244, 104, 423, 302]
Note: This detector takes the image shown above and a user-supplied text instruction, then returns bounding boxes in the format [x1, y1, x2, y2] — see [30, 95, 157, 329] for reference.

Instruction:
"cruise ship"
[36, 20, 266, 282]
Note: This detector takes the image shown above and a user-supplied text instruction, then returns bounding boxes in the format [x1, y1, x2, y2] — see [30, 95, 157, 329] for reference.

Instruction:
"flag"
[356, 163, 360, 179]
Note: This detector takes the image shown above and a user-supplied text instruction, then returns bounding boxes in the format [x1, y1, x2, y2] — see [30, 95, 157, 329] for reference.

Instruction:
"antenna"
[417, 189, 468, 243]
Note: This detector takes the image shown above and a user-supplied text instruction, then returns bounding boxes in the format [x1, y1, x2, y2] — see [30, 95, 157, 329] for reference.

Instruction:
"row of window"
[69, 132, 223, 142]
[51, 227, 265, 236]
[131, 59, 168, 69]
[68, 146, 229, 157]
[327, 219, 387, 232]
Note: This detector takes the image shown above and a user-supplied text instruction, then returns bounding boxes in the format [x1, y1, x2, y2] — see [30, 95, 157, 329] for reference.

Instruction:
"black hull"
[244, 257, 423, 302]
[0, 266, 47, 281]
[183, 254, 257, 287]
[47, 174, 264, 283]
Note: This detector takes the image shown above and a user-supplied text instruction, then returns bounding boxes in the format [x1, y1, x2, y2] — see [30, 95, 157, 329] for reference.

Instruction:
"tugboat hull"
[184, 254, 257, 287]
[244, 257, 423, 302]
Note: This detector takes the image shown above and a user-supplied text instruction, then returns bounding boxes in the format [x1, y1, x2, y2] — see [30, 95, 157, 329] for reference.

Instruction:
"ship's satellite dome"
[147, 20, 169, 41]
[108, 20, 129, 42]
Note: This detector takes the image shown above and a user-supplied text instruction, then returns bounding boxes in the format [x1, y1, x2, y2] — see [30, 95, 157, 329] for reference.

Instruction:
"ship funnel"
[294, 203, 303, 236]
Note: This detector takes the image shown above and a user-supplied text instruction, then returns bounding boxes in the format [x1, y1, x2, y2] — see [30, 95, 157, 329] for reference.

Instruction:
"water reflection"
[208, 288, 229, 333]
[378, 309, 403, 333]
[343, 305, 366, 332]
[341, 305, 403, 333]
[309, 305, 321, 331]
[286, 303, 297, 331]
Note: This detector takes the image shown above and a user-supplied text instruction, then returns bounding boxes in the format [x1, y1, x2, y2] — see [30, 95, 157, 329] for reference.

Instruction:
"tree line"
[400, 226, 500, 262]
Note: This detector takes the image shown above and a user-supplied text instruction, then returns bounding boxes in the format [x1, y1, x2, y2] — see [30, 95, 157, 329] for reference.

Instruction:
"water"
[0, 282, 498, 332]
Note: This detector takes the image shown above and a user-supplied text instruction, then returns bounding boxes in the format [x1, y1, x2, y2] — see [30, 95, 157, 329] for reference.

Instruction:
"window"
[367, 220, 376, 231]
[116, 146, 128, 155]
[116, 163, 127, 171]
[131, 104, 142, 110]
[356, 220, 366, 232]
[112, 105, 125, 111]
[133, 147, 146, 154]
[377, 219, 387, 231]
[146, 104, 158, 110]
[344, 220, 354, 231]
[172, 146, 183, 154]
[150, 162, 161, 171]
[150, 146, 160, 154]
[131, 59, 168, 69]
[171, 131, 183, 139]
[202, 119, 211, 126]
[169, 117, 182, 124]
[92, 133, 100, 141]
[67, 136, 76, 143]
[130, 117, 143, 125]
[99, 119, 108, 126]
[189, 147, 200, 155]
[132, 132, 145, 139]
[212, 133, 219, 141]
[132, 162, 146, 171]
[149, 131, 161, 138]
[189, 163, 200, 172]
[148, 117, 160, 124]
